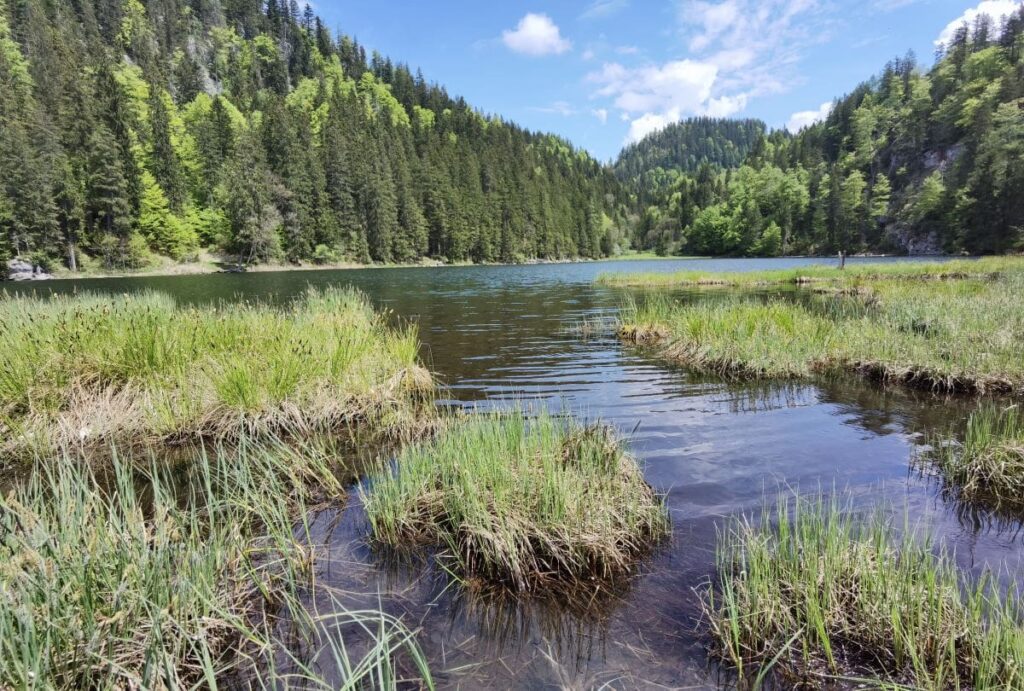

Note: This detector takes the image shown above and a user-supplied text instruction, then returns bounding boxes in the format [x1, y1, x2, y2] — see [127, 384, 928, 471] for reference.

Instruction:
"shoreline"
[8, 251, 937, 283]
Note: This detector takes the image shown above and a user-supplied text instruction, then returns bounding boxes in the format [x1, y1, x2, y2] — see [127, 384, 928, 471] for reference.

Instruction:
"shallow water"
[9, 256, 1023, 688]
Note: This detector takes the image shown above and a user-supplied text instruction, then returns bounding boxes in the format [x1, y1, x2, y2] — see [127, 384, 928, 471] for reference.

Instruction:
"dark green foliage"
[0, 0, 630, 271]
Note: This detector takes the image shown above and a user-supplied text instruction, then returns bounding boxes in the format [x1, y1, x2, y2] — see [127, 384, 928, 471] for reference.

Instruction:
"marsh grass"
[0, 287, 434, 463]
[928, 405, 1024, 513]
[362, 410, 669, 592]
[598, 256, 1020, 288]
[617, 266, 1024, 395]
[0, 438, 433, 689]
[706, 494, 1024, 689]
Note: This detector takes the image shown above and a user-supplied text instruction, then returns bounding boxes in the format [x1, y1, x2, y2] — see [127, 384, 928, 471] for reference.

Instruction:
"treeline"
[633, 7, 1024, 257]
[0, 0, 631, 272]
[614, 118, 765, 197]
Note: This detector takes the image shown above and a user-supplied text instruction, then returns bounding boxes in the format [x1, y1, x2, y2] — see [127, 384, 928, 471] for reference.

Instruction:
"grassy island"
[363, 410, 669, 592]
[0, 288, 432, 463]
[611, 257, 1024, 395]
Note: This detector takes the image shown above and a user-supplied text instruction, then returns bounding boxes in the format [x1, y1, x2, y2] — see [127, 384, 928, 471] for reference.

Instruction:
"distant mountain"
[613, 118, 767, 182]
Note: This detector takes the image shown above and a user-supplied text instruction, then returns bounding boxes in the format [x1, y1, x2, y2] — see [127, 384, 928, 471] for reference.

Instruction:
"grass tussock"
[0, 438, 433, 689]
[929, 405, 1024, 513]
[363, 410, 669, 592]
[706, 495, 1024, 689]
[598, 255, 1021, 288]
[617, 265, 1024, 395]
[0, 288, 433, 463]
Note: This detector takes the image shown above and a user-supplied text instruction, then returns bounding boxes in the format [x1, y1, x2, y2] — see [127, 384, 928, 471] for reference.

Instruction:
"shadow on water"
[7, 257, 1024, 688]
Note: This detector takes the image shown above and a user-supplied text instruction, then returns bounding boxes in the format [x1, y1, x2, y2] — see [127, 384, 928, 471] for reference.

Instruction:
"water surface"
[9, 256, 1022, 688]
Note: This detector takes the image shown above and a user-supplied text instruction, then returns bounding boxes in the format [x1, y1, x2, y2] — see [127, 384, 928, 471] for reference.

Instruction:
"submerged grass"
[0, 438, 433, 689]
[616, 264, 1024, 395]
[598, 255, 1021, 288]
[928, 405, 1024, 514]
[706, 494, 1024, 689]
[0, 287, 433, 463]
[363, 410, 669, 592]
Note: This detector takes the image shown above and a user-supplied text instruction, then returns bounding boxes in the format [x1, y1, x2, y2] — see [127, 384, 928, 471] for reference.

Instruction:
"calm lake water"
[8, 256, 1023, 689]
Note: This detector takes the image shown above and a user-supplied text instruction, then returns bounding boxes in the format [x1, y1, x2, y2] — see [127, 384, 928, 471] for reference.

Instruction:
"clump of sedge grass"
[0, 287, 433, 463]
[706, 494, 1024, 689]
[617, 268, 1024, 395]
[929, 405, 1024, 513]
[0, 439, 433, 689]
[363, 410, 669, 592]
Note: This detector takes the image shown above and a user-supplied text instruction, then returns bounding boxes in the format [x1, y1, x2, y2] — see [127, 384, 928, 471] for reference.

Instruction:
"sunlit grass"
[0, 438, 433, 689]
[706, 494, 1024, 688]
[598, 255, 1022, 288]
[616, 268, 1024, 394]
[0, 287, 433, 463]
[363, 410, 669, 592]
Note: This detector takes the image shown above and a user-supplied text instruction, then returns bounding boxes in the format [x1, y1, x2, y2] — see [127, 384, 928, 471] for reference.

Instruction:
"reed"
[0, 437, 433, 689]
[929, 405, 1024, 512]
[363, 410, 669, 592]
[0, 287, 434, 463]
[706, 494, 1024, 688]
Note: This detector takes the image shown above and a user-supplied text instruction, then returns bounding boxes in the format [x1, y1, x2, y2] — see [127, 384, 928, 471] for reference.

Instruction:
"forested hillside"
[0, 0, 631, 272]
[613, 118, 765, 194]
[632, 7, 1024, 257]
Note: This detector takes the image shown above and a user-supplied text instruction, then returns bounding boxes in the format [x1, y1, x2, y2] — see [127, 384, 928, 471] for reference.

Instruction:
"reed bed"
[706, 494, 1024, 689]
[0, 438, 433, 689]
[928, 405, 1024, 513]
[0, 288, 433, 463]
[617, 267, 1024, 395]
[363, 410, 669, 592]
[598, 255, 1020, 288]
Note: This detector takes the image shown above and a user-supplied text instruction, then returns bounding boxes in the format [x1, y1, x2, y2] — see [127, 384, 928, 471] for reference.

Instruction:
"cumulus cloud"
[502, 13, 572, 56]
[592, 108, 609, 124]
[587, 60, 719, 114]
[786, 101, 833, 132]
[935, 0, 1019, 47]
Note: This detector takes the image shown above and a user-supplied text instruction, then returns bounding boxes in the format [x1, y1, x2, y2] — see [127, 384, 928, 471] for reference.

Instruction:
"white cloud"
[581, 48, 597, 60]
[935, 0, 1019, 47]
[786, 100, 833, 132]
[533, 100, 577, 116]
[502, 13, 572, 56]
[580, 0, 630, 20]
[592, 108, 609, 124]
[626, 111, 680, 143]
[587, 59, 719, 114]
[615, 45, 640, 54]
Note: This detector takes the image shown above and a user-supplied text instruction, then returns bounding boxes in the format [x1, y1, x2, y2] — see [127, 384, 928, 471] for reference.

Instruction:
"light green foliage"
[137, 171, 197, 259]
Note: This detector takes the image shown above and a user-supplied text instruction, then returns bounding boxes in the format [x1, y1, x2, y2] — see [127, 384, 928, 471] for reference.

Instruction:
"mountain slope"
[0, 0, 632, 272]
[628, 8, 1024, 257]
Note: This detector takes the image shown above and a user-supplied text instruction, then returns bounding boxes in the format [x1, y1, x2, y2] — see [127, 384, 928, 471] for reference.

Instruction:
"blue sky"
[312, 1, 1022, 161]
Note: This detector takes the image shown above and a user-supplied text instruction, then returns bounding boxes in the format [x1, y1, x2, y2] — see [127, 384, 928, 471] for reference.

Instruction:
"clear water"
[8, 256, 1022, 688]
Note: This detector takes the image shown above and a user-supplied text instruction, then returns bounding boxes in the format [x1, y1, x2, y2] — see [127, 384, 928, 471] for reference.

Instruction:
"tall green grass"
[0, 438, 433, 689]
[618, 268, 1024, 394]
[706, 494, 1024, 688]
[363, 410, 669, 592]
[598, 255, 1021, 288]
[0, 287, 433, 463]
[929, 405, 1024, 513]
